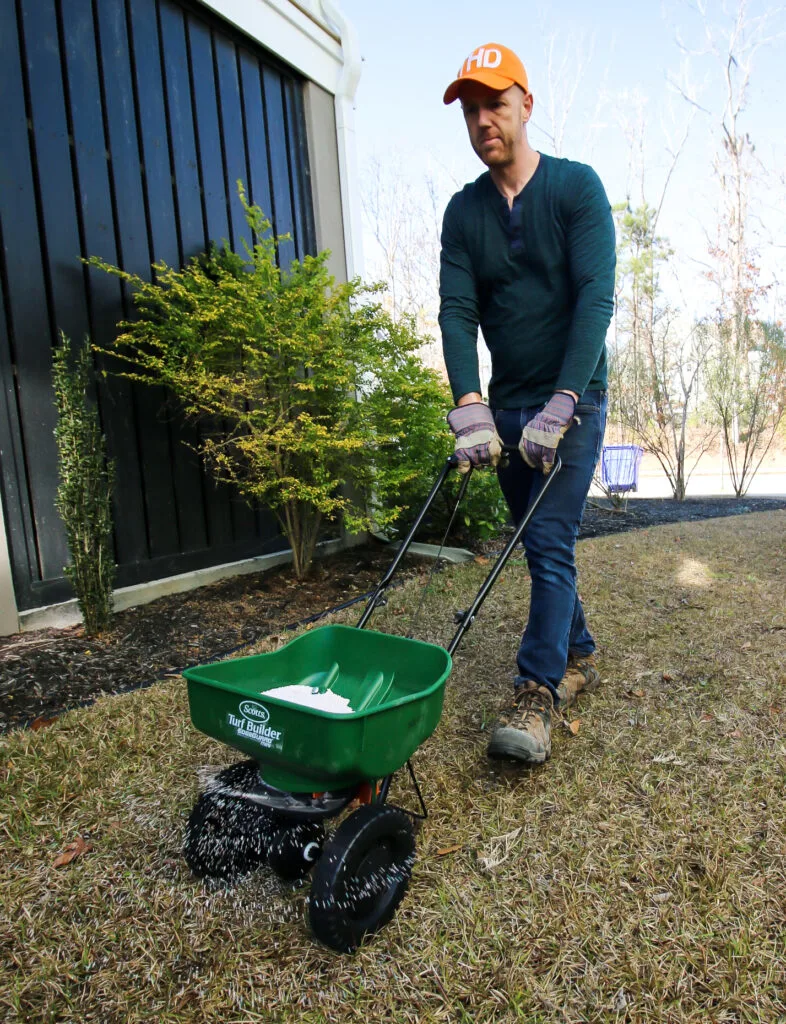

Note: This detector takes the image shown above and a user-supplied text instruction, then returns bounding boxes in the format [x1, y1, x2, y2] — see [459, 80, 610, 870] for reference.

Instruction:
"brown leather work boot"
[557, 653, 601, 708]
[487, 682, 554, 764]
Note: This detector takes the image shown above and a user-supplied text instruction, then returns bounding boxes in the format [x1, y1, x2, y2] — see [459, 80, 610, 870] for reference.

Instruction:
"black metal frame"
[358, 450, 562, 650]
[357, 449, 563, 818]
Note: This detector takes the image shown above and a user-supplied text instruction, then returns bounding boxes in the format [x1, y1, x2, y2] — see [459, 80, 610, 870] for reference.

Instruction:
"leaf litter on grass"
[1, 511, 785, 1023]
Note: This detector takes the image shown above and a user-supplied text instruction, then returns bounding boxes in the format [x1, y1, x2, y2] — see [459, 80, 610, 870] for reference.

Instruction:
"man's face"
[459, 82, 532, 167]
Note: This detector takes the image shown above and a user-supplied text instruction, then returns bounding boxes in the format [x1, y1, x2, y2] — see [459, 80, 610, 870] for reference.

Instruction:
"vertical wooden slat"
[262, 65, 296, 269]
[92, 0, 152, 565]
[159, 0, 233, 550]
[94, 0, 151, 277]
[155, 0, 213, 554]
[124, 0, 186, 558]
[284, 76, 317, 260]
[126, 0, 179, 262]
[182, 11, 245, 550]
[16, 0, 88, 583]
[21, 0, 89, 345]
[61, 0, 150, 567]
[158, 0, 204, 257]
[238, 49, 274, 228]
[236, 47, 272, 540]
[212, 32, 257, 542]
[213, 33, 252, 254]
[186, 14, 229, 243]
[0, 0, 55, 603]
[237, 40, 275, 579]
[283, 77, 304, 259]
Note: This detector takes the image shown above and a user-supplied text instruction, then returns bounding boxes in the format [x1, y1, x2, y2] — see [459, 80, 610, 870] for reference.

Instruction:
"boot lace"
[511, 684, 552, 727]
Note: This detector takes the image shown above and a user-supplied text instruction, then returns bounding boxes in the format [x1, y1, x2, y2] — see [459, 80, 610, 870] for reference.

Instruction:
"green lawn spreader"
[182, 452, 560, 953]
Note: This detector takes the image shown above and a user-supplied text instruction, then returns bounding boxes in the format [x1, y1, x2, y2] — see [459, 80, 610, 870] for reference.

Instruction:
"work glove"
[447, 403, 503, 475]
[519, 393, 578, 474]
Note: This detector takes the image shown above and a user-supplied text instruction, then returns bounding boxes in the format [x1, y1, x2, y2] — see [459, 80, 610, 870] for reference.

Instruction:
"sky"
[337, 0, 786, 320]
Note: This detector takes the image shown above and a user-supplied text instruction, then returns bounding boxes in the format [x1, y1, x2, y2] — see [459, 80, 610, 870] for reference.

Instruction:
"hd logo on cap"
[443, 42, 529, 104]
[458, 46, 502, 78]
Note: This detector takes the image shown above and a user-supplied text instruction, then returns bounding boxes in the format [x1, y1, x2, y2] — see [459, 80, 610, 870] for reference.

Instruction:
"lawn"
[1, 512, 785, 1023]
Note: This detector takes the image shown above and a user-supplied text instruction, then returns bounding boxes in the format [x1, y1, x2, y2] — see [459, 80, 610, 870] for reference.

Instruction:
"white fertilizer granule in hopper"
[259, 684, 354, 714]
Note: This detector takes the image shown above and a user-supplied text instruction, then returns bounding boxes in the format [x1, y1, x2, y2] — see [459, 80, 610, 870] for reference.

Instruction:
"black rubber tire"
[268, 821, 326, 881]
[182, 790, 278, 879]
[308, 805, 416, 954]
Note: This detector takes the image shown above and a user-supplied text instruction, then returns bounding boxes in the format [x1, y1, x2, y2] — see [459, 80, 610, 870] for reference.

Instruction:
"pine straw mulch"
[3, 495, 785, 734]
[1, 510, 785, 1023]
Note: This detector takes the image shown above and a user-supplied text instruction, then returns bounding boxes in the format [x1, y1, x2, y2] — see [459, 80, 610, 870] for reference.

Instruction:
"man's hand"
[519, 393, 577, 474]
[447, 402, 503, 474]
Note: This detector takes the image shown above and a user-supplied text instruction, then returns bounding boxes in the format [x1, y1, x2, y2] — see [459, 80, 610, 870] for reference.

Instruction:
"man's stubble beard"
[473, 141, 515, 169]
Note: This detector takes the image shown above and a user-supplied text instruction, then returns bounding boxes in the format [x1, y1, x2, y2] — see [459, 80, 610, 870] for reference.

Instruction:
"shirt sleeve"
[556, 165, 616, 398]
[438, 194, 482, 403]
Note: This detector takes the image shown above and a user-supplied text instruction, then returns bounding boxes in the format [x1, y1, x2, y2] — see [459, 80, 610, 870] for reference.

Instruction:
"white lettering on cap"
[461, 47, 503, 78]
[464, 47, 485, 73]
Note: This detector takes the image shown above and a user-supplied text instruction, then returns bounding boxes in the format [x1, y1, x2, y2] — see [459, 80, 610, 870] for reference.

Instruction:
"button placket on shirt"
[503, 195, 526, 255]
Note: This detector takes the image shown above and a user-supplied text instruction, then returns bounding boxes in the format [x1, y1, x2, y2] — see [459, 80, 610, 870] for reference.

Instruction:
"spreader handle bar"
[356, 447, 560, 634]
[357, 456, 471, 629]
[446, 455, 562, 656]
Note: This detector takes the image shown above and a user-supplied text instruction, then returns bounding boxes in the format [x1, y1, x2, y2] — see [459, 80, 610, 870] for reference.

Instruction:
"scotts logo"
[227, 700, 282, 749]
[458, 47, 502, 78]
[239, 700, 270, 724]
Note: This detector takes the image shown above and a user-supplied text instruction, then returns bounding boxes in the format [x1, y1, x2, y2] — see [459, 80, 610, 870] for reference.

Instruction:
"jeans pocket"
[575, 403, 600, 415]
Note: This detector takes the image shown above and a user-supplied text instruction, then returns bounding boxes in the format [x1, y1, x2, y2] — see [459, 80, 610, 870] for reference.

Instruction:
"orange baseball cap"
[443, 43, 529, 105]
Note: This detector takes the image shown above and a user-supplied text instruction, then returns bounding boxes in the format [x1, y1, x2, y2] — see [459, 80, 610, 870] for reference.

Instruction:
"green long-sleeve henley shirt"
[438, 153, 616, 409]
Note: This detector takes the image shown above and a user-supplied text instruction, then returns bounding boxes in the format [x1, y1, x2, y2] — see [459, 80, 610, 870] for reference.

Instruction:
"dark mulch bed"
[2, 495, 784, 734]
[578, 493, 786, 538]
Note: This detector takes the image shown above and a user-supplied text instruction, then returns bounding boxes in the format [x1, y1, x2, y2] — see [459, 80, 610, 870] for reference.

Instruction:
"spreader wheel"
[308, 804, 416, 953]
[268, 821, 326, 881]
[183, 791, 278, 879]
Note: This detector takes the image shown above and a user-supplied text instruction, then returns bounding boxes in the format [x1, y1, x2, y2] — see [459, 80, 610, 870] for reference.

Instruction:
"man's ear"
[521, 89, 534, 124]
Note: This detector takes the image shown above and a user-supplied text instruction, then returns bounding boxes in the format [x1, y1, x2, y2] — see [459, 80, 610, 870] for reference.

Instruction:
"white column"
[318, 0, 364, 278]
[0, 492, 19, 636]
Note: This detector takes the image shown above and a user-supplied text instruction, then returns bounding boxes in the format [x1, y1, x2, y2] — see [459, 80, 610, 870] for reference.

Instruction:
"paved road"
[591, 449, 786, 500]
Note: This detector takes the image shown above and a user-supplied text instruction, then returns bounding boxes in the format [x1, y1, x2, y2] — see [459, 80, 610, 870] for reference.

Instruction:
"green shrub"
[374, 374, 510, 548]
[52, 334, 116, 634]
[87, 186, 451, 578]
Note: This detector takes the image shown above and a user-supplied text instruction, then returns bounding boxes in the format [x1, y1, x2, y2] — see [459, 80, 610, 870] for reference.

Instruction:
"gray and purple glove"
[447, 403, 503, 475]
[519, 393, 577, 474]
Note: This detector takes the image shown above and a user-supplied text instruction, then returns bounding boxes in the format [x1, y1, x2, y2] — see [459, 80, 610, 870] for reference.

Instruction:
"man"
[439, 43, 615, 765]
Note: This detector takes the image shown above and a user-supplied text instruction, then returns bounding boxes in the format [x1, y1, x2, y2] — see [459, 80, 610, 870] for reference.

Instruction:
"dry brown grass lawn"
[1, 512, 785, 1024]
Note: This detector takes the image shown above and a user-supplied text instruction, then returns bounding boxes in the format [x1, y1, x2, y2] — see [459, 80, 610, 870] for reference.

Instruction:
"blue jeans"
[494, 391, 607, 700]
